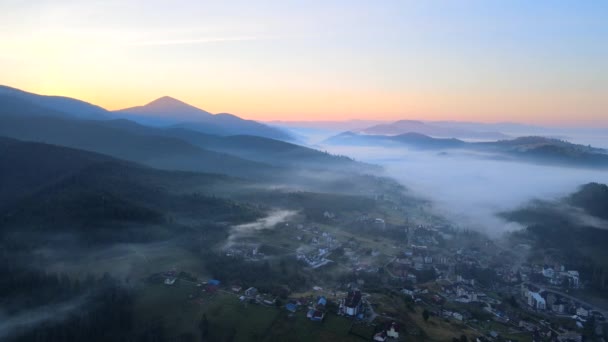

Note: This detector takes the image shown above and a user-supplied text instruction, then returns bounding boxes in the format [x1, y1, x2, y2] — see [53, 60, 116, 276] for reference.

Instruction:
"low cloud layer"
[321, 145, 608, 236]
[0, 294, 90, 340]
[225, 210, 297, 248]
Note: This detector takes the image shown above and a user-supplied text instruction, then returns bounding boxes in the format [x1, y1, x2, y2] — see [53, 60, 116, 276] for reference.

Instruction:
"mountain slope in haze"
[96, 119, 368, 172]
[115, 96, 292, 140]
[502, 183, 608, 293]
[0, 97, 278, 180]
[0, 95, 375, 183]
[0, 85, 108, 120]
[0, 136, 116, 207]
[0, 85, 291, 141]
[0, 137, 260, 238]
[0, 136, 246, 208]
[567, 182, 608, 220]
[325, 132, 608, 168]
[324, 131, 466, 149]
[359, 119, 509, 140]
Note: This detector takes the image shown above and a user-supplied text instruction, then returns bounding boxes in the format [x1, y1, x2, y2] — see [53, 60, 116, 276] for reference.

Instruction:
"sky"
[1, 0, 607, 124]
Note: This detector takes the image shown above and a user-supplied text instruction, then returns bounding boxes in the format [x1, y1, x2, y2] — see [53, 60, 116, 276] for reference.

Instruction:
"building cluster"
[520, 284, 597, 319]
[373, 322, 400, 341]
[306, 296, 327, 321]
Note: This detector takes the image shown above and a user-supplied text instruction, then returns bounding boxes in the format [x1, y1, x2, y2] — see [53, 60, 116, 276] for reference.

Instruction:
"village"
[143, 200, 607, 342]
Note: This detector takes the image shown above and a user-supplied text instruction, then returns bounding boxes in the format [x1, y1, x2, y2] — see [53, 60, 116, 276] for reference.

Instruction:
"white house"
[542, 267, 555, 279]
[528, 291, 546, 310]
[387, 322, 400, 338]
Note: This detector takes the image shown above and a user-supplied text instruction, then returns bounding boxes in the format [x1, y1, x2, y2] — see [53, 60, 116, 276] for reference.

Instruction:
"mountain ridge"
[114, 95, 292, 140]
[0, 85, 292, 141]
[358, 119, 510, 140]
[325, 131, 608, 169]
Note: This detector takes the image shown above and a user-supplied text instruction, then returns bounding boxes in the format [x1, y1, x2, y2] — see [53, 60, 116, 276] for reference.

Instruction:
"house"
[323, 211, 335, 219]
[565, 271, 580, 288]
[341, 290, 363, 316]
[576, 307, 589, 317]
[231, 285, 242, 292]
[307, 309, 325, 321]
[401, 287, 415, 297]
[542, 266, 555, 279]
[244, 287, 258, 298]
[455, 286, 478, 303]
[387, 322, 400, 339]
[285, 303, 298, 313]
[407, 274, 417, 283]
[307, 296, 327, 321]
[206, 279, 221, 292]
[373, 331, 387, 342]
[519, 320, 538, 332]
[206, 279, 220, 289]
[374, 218, 386, 229]
[164, 277, 176, 285]
[527, 291, 546, 310]
[552, 300, 566, 314]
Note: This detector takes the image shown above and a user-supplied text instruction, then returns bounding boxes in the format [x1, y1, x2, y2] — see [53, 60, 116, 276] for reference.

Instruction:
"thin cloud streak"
[132, 36, 277, 46]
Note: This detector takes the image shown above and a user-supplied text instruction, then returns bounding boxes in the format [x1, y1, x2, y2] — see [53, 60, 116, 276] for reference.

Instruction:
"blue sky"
[1, 0, 606, 124]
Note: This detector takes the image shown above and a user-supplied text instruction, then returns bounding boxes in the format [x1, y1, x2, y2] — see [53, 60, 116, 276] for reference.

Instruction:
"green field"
[133, 282, 367, 341]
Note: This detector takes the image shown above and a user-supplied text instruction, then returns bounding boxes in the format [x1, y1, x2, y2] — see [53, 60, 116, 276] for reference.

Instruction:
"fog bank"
[321, 145, 608, 236]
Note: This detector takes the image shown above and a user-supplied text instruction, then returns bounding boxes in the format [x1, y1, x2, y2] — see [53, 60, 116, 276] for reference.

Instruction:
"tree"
[423, 309, 430, 322]
[199, 314, 209, 341]
[460, 334, 468, 342]
[508, 295, 519, 308]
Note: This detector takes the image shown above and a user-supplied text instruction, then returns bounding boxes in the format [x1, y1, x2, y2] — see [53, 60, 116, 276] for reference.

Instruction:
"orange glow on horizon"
[16, 81, 607, 127]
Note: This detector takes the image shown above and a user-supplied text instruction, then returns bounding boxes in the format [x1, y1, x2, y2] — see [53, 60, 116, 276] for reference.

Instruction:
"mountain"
[95, 119, 367, 172]
[568, 182, 608, 220]
[0, 85, 292, 141]
[0, 97, 278, 180]
[0, 95, 374, 183]
[325, 132, 608, 169]
[115, 96, 292, 140]
[0, 136, 116, 207]
[268, 119, 389, 131]
[0, 137, 260, 236]
[480, 136, 608, 167]
[0, 85, 108, 120]
[324, 131, 466, 149]
[358, 119, 509, 140]
[501, 183, 608, 292]
[115, 96, 214, 122]
[89, 119, 364, 171]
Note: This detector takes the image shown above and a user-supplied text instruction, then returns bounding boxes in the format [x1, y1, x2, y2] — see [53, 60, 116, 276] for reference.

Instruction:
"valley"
[1, 87, 607, 342]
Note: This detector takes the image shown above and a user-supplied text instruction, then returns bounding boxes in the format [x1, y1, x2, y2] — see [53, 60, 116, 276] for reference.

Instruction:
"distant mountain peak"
[116, 96, 213, 118]
[394, 119, 425, 125]
[144, 96, 197, 110]
[358, 119, 510, 140]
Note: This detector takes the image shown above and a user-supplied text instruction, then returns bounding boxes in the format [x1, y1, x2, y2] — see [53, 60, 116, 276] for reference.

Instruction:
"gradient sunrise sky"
[1, 0, 606, 125]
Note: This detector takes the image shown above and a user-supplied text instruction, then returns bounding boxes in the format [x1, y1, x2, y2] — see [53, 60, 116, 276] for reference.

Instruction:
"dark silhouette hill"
[0, 86, 108, 120]
[0, 137, 260, 234]
[0, 99, 277, 179]
[115, 96, 292, 140]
